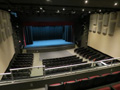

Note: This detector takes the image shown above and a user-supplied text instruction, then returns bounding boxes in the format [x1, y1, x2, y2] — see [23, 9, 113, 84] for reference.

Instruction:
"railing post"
[10, 71, 14, 82]
[70, 66, 72, 72]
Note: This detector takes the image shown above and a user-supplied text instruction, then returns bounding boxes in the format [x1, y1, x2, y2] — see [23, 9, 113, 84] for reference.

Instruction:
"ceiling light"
[85, 0, 88, 4]
[40, 7, 43, 10]
[8, 9, 11, 12]
[43, 10, 45, 12]
[99, 9, 101, 12]
[114, 2, 118, 6]
[56, 10, 60, 13]
[82, 9, 85, 11]
[89, 11, 91, 13]
[71, 11, 76, 14]
[46, 0, 51, 2]
[36, 11, 40, 13]
[63, 8, 65, 11]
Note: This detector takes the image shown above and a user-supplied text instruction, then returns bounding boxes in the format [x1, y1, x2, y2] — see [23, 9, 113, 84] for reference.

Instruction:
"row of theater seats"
[43, 55, 87, 68]
[2, 53, 33, 80]
[97, 83, 120, 90]
[43, 55, 91, 75]
[47, 71, 120, 90]
[74, 47, 111, 61]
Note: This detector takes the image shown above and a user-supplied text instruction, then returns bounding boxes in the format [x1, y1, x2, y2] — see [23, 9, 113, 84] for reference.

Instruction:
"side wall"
[88, 12, 120, 57]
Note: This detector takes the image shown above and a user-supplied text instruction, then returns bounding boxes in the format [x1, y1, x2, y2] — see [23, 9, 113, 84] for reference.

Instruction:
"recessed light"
[114, 2, 118, 6]
[63, 8, 65, 11]
[89, 11, 91, 13]
[40, 7, 43, 10]
[71, 11, 76, 14]
[43, 10, 45, 12]
[46, 0, 51, 2]
[99, 10, 101, 12]
[8, 9, 11, 12]
[36, 11, 40, 13]
[85, 0, 88, 4]
[56, 10, 60, 13]
[82, 9, 85, 11]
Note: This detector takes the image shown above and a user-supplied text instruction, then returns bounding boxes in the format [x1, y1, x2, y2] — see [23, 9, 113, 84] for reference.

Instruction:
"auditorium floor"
[28, 48, 92, 90]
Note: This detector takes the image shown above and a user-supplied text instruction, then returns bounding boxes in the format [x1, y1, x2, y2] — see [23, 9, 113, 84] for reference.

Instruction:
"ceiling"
[0, 0, 120, 15]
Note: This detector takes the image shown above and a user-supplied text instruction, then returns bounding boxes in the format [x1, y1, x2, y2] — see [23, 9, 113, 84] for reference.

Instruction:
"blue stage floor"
[25, 39, 74, 48]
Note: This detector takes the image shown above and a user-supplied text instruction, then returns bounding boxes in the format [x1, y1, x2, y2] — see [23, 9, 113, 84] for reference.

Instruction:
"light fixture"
[71, 11, 76, 14]
[43, 10, 45, 12]
[56, 10, 60, 13]
[114, 2, 118, 6]
[36, 11, 40, 13]
[63, 8, 65, 11]
[46, 0, 51, 2]
[89, 11, 91, 13]
[40, 7, 43, 10]
[99, 9, 101, 12]
[8, 9, 11, 12]
[82, 9, 85, 11]
[85, 0, 88, 4]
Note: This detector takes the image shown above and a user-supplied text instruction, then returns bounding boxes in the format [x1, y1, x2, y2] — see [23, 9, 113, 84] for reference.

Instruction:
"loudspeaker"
[108, 22, 116, 36]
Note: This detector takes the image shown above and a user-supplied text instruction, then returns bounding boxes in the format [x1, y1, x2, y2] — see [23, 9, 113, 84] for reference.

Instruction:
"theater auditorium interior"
[1, 0, 120, 90]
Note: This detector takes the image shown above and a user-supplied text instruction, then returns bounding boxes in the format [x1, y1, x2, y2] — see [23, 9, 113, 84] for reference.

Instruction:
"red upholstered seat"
[77, 78, 88, 81]
[112, 83, 120, 90]
[97, 87, 111, 90]
[89, 75, 100, 79]
[50, 83, 61, 86]
[112, 71, 120, 74]
[102, 73, 110, 76]
[64, 80, 75, 84]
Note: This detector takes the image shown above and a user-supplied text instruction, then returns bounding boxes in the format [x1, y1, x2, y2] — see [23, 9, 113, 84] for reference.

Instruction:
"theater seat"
[89, 75, 100, 79]
[65, 81, 78, 90]
[48, 83, 65, 90]
[102, 73, 110, 76]
[97, 87, 111, 90]
[112, 83, 120, 90]
[77, 78, 88, 81]
[64, 80, 75, 84]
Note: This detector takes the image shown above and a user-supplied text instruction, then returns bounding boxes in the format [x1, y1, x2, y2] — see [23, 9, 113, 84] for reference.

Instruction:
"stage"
[24, 39, 75, 52]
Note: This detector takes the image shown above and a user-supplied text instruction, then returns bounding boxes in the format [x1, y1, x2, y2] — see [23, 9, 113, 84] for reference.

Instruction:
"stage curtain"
[63, 25, 73, 42]
[31, 26, 63, 41]
[24, 26, 33, 45]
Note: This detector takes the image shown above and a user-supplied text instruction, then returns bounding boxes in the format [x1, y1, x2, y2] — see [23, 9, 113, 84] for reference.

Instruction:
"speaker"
[108, 22, 116, 36]
[102, 28, 108, 35]
[97, 22, 102, 34]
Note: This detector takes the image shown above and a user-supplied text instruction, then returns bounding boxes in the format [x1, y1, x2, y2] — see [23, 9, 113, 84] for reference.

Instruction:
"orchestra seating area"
[43, 55, 91, 75]
[47, 71, 120, 90]
[2, 54, 33, 80]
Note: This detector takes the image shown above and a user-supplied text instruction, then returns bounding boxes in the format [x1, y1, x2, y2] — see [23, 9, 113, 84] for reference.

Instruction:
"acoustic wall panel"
[93, 26, 97, 33]
[117, 12, 120, 27]
[89, 20, 93, 32]
[99, 14, 103, 20]
[4, 23, 9, 38]
[102, 28, 108, 35]
[97, 22, 102, 34]
[103, 13, 109, 26]
[110, 12, 117, 20]
[0, 26, 2, 43]
[90, 14, 94, 20]
[108, 22, 116, 36]
[93, 14, 98, 26]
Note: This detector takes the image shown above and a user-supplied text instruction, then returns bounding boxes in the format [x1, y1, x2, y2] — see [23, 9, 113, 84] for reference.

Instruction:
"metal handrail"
[45, 57, 120, 71]
[10, 65, 45, 71]
[45, 62, 92, 71]
[0, 73, 11, 76]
